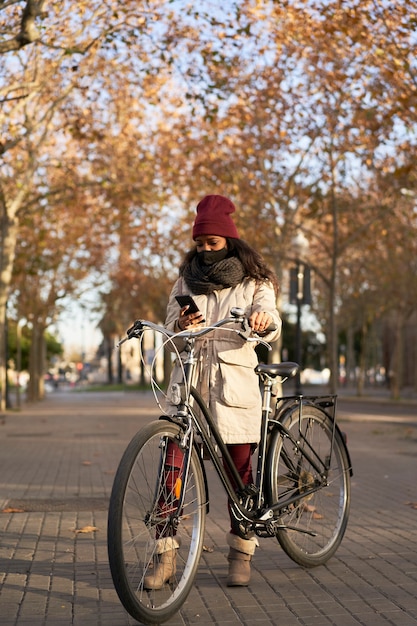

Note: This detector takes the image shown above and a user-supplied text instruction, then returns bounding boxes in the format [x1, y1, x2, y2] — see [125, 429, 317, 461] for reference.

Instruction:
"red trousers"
[157, 442, 254, 537]
[223, 443, 254, 534]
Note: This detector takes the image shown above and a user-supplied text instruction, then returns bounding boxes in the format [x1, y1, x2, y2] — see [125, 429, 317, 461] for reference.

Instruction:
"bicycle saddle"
[255, 362, 299, 379]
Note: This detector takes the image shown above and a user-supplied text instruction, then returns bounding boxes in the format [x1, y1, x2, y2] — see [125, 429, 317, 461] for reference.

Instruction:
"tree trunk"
[163, 345, 172, 390]
[106, 337, 114, 384]
[117, 345, 123, 384]
[328, 277, 338, 394]
[390, 313, 403, 400]
[328, 147, 339, 395]
[346, 326, 355, 387]
[0, 202, 19, 413]
[356, 322, 367, 397]
[27, 320, 46, 402]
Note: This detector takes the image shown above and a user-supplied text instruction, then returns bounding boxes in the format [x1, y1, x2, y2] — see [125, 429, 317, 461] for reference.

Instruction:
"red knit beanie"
[192, 195, 240, 240]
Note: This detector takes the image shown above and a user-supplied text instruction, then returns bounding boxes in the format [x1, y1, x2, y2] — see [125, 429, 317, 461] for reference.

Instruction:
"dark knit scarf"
[183, 256, 246, 295]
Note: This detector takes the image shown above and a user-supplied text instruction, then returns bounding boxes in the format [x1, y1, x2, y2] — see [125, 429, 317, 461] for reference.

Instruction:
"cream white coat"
[164, 277, 281, 444]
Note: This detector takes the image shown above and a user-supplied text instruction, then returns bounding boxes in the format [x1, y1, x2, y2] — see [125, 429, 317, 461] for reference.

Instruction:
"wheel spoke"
[108, 421, 205, 623]
[268, 406, 350, 567]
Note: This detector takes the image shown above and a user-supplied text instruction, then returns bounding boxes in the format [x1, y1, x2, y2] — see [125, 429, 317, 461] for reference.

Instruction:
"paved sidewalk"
[0, 389, 416, 625]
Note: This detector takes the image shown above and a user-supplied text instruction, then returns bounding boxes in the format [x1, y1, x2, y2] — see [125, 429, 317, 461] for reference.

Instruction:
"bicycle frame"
[121, 315, 350, 535]
[167, 337, 344, 535]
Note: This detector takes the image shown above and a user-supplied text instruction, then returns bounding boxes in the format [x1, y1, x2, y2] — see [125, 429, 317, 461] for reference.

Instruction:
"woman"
[145, 194, 281, 589]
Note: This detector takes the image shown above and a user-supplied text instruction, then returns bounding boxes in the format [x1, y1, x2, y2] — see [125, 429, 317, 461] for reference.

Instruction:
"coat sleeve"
[164, 279, 190, 354]
[251, 281, 282, 342]
[164, 279, 182, 332]
[165, 278, 212, 354]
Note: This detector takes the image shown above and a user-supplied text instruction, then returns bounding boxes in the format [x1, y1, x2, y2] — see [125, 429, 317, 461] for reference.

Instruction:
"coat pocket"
[218, 348, 259, 409]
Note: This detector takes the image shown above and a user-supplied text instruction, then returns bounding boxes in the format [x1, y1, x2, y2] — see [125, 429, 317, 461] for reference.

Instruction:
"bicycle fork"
[161, 428, 195, 533]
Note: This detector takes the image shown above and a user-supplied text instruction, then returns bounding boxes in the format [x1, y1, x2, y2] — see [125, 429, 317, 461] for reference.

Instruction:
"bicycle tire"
[266, 404, 350, 567]
[107, 420, 206, 624]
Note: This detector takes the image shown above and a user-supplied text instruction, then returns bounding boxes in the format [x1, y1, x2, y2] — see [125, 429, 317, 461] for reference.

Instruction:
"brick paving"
[0, 388, 416, 625]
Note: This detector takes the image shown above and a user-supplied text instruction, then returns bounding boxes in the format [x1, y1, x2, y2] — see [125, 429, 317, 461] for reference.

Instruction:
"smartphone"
[175, 295, 205, 322]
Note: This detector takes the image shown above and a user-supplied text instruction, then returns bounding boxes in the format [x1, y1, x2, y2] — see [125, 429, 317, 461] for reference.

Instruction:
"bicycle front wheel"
[267, 405, 351, 567]
[108, 420, 206, 624]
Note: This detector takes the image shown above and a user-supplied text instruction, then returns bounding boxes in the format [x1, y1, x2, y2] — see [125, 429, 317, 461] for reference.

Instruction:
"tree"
[0, 1, 47, 54]
[1, 0, 257, 410]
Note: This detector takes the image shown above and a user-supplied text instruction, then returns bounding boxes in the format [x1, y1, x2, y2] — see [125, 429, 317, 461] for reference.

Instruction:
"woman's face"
[194, 235, 227, 252]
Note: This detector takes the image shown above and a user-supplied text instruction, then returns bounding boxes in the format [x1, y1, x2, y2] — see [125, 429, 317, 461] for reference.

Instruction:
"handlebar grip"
[127, 319, 144, 338]
[266, 323, 278, 332]
[255, 323, 278, 336]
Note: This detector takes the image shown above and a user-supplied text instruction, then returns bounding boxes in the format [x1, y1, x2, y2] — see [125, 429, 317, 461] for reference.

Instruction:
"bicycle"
[107, 307, 352, 624]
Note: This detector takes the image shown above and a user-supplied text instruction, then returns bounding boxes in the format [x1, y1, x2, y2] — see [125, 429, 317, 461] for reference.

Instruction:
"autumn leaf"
[74, 525, 99, 534]
[203, 545, 214, 553]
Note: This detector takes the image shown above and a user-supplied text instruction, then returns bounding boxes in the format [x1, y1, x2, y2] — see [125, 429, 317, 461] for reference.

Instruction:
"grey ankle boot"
[226, 532, 258, 587]
[143, 537, 180, 590]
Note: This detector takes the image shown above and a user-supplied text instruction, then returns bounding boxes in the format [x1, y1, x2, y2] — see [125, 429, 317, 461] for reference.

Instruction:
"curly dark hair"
[179, 237, 279, 296]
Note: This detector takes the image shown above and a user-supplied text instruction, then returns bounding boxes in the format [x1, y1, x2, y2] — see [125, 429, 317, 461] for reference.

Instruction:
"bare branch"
[0, 0, 47, 53]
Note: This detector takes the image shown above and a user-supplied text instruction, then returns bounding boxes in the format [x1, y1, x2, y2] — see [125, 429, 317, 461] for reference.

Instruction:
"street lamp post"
[290, 231, 310, 395]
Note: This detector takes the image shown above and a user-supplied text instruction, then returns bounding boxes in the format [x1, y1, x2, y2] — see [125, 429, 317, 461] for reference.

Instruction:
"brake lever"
[237, 322, 277, 351]
[117, 320, 145, 348]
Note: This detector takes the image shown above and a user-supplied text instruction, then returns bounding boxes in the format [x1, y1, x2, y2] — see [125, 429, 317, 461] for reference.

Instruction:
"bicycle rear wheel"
[108, 420, 206, 624]
[267, 405, 350, 567]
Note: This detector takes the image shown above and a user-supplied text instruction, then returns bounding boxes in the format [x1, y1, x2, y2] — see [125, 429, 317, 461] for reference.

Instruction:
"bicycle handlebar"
[118, 307, 277, 350]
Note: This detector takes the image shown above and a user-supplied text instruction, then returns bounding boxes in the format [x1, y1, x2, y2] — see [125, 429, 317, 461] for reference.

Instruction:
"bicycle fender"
[193, 443, 210, 515]
[336, 423, 353, 476]
[301, 400, 353, 476]
[269, 404, 353, 477]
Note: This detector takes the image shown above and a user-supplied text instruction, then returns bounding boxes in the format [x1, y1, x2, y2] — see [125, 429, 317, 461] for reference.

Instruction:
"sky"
[55, 300, 103, 361]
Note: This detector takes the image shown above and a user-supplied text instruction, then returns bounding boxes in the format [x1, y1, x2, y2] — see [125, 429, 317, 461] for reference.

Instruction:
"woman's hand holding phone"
[175, 295, 205, 329]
